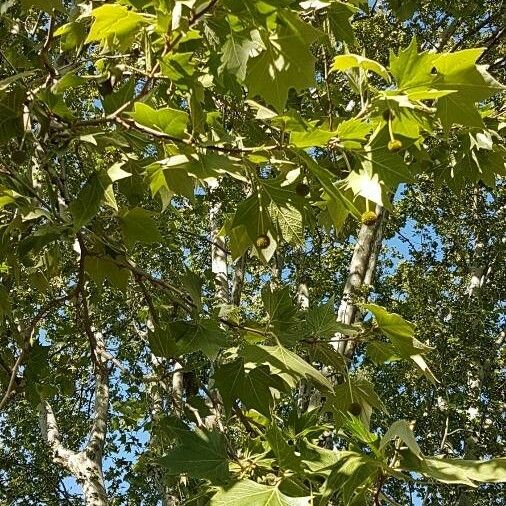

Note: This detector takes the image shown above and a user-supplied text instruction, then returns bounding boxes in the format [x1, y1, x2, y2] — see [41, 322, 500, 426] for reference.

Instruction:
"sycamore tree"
[0, 0, 505, 504]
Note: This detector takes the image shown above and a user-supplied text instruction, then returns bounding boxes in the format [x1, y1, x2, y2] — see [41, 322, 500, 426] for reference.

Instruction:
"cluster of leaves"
[0, 0, 505, 504]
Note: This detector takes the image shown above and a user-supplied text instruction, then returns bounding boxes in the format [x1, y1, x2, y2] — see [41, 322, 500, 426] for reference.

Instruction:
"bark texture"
[205, 180, 228, 429]
[336, 205, 384, 358]
[38, 332, 109, 505]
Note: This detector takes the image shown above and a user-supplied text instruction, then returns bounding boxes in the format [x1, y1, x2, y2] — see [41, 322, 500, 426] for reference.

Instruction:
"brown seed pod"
[255, 234, 270, 249]
[347, 402, 362, 417]
[361, 211, 378, 226]
[11, 150, 27, 164]
[295, 182, 310, 197]
[388, 139, 403, 152]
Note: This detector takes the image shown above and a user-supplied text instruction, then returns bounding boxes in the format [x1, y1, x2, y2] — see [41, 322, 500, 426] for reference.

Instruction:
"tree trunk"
[231, 254, 247, 306]
[297, 280, 311, 411]
[336, 205, 384, 358]
[38, 336, 109, 506]
[209, 180, 229, 305]
[205, 180, 228, 429]
[38, 327, 109, 505]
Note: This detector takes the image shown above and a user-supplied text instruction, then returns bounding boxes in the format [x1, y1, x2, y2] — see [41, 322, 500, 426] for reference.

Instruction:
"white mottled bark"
[209, 180, 229, 305]
[297, 281, 311, 411]
[38, 333, 109, 505]
[336, 205, 384, 357]
[297, 281, 309, 310]
[206, 180, 228, 429]
[172, 361, 184, 417]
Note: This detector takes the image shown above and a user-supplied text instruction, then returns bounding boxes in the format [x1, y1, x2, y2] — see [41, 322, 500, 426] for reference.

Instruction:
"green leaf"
[241, 343, 333, 392]
[290, 127, 337, 148]
[300, 442, 344, 473]
[84, 256, 131, 292]
[329, 378, 388, 421]
[380, 420, 422, 458]
[220, 31, 260, 82]
[363, 303, 437, 383]
[160, 52, 196, 83]
[327, 1, 357, 43]
[69, 171, 112, 229]
[262, 286, 299, 343]
[265, 424, 302, 471]
[245, 11, 323, 111]
[390, 38, 505, 130]
[0, 88, 25, 144]
[344, 166, 390, 209]
[0, 71, 36, 92]
[241, 365, 287, 418]
[213, 358, 245, 415]
[160, 429, 230, 484]
[331, 54, 390, 81]
[261, 177, 305, 245]
[103, 78, 136, 115]
[363, 141, 413, 187]
[321, 451, 382, 505]
[119, 207, 161, 248]
[54, 21, 87, 51]
[148, 326, 177, 358]
[389, 37, 436, 93]
[297, 150, 360, 219]
[168, 319, 227, 360]
[128, 103, 188, 138]
[400, 452, 506, 486]
[337, 119, 372, 143]
[85, 4, 148, 51]
[365, 341, 400, 364]
[363, 304, 428, 354]
[304, 299, 358, 340]
[434, 50, 505, 131]
[211, 480, 311, 506]
[387, 0, 418, 20]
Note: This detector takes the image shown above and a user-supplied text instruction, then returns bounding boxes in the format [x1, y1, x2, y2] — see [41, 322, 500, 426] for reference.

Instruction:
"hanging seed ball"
[295, 182, 310, 197]
[347, 402, 362, 417]
[11, 150, 27, 164]
[255, 234, 270, 249]
[361, 211, 378, 226]
[388, 139, 403, 152]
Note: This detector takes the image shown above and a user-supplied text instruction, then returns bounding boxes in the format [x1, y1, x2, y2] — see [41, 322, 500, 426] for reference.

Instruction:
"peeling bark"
[209, 180, 230, 305]
[297, 280, 310, 411]
[172, 360, 184, 418]
[38, 332, 109, 505]
[336, 205, 384, 358]
[205, 180, 228, 429]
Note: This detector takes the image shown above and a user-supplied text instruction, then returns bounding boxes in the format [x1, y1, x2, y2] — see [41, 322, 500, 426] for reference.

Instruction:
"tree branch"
[38, 400, 75, 467]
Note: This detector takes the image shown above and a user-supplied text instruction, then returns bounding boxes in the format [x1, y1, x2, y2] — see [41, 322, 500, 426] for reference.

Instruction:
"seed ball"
[347, 402, 362, 416]
[388, 139, 403, 152]
[11, 150, 27, 164]
[361, 211, 378, 226]
[295, 183, 310, 197]
[255, 234, 270, 249]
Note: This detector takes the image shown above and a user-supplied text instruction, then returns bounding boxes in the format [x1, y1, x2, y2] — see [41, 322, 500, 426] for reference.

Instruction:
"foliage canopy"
[0, 0, 505, 505]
